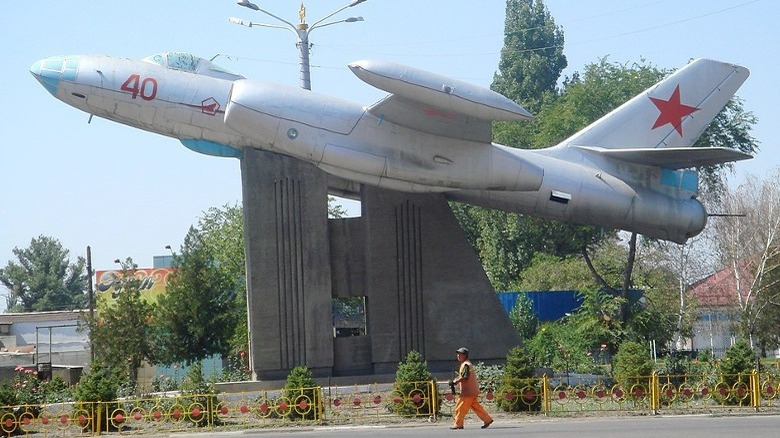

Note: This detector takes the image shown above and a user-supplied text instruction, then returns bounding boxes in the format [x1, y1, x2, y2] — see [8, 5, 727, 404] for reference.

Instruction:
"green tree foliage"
[525, 321, 594, 373]
[283, 366, 318, 420]
[0, 235, 86, 312]
[612, 341, 653, 388]
[74, 361, 123, 432]
[717, 339, 755, 405]
[178, 361, 219, 426]
[393, 350, 438, 416]
[719, 339, 755, 376]
[518, 241, 681, 351]
[74, 361, 121, 403]
[497, 346, 540, 411]
[154, 226, 238, 366]
[508, 293, 537, 341]
[492, 0, 566, 114]
[88, 259, 156, 387]
[195, 204, 247, 356]
[694, 96, 758, 197]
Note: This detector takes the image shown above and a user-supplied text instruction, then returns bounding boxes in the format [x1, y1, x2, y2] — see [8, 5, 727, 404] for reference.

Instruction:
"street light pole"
[232, 0, 367, 90]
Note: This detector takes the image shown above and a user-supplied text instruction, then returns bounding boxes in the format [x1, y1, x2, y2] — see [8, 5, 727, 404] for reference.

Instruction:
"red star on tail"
[649, 85, 700, 136]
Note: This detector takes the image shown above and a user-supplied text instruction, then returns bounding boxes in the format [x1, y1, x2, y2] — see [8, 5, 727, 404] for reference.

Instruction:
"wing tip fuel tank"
[349, 60, 533, 122]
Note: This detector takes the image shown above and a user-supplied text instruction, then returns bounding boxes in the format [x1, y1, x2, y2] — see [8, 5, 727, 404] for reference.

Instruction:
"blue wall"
[498, 290, 643, 321]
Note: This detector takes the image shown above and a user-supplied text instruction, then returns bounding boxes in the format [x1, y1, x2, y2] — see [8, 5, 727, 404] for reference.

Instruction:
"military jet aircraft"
[30, 52, 751, 243]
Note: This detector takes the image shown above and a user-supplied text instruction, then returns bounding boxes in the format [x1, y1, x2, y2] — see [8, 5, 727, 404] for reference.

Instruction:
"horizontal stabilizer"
[576, 146, 752, 169]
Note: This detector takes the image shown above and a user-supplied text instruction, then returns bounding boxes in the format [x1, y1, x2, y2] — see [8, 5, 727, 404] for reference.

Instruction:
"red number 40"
[121, 74, 158, 101]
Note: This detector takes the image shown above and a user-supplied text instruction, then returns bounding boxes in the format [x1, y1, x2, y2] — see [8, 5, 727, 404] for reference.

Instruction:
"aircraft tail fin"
[562, 58, 749, 149]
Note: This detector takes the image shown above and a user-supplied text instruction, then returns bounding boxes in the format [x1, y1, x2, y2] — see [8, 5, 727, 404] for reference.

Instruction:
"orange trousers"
[453, 395, 492, 428]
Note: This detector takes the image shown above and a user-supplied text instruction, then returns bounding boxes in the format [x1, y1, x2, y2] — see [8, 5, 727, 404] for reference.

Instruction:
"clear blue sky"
[1, 1, 776, 295]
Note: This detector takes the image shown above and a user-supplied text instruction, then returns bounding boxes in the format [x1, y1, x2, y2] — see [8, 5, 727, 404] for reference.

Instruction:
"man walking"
[450, 347, 493, 430]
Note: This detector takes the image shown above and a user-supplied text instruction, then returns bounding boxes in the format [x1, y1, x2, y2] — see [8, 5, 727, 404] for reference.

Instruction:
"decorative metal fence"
[0, 372, 776, 436]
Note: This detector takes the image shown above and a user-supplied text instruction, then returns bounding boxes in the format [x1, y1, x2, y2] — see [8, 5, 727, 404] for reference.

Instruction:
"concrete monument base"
[241, 149, 519, 380]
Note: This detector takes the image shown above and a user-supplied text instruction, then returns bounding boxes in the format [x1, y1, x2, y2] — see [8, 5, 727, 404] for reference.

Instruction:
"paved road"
[173, 414, 779, 438]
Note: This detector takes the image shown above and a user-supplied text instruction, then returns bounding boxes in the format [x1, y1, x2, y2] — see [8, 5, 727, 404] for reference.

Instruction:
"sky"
[1, 0, 777, 299]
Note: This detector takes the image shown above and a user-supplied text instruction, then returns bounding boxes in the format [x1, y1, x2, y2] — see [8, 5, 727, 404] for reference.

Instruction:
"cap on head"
[456, 347, 469, 356]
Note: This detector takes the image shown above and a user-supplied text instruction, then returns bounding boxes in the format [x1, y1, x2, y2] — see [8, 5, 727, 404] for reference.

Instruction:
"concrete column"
[240, 148, 333, 380]
[362, 187, 519, 373]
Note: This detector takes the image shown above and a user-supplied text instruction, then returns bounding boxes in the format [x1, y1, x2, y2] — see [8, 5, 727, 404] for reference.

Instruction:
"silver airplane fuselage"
[31, 53, 751, 243]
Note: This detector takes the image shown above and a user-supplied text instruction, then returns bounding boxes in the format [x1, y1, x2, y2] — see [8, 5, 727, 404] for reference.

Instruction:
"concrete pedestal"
[241, 150, 519, 379]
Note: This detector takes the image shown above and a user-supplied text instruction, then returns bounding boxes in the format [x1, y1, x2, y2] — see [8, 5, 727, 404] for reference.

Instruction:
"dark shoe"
[481, 420, 493, 429]
[450, 426, 463, 430]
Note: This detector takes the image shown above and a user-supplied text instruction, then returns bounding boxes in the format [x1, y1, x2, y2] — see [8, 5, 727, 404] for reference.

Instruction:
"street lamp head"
[345, 16, 364, 23]
[229, 17, 252, 27]
[237, 0, 260, 11]
[113, 259, 121, 264]
[349, 0, 368, 6]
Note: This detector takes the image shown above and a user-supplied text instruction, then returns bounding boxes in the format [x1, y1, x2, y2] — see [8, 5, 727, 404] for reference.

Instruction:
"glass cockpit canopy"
[141, 52, 244, 80]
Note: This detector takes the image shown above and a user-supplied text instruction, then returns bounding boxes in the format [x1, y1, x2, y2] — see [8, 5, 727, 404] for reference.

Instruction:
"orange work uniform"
[453, 359, 493, 428]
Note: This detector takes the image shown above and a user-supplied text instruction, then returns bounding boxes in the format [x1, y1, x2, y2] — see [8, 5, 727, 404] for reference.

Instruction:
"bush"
[179, 361, 219, 426]
[612, 341, 653, 391]
[717, 339, 755, 405]
[0, 381, 16, 407]
[283, 366, 319, 420]
[497, 346, 541, 412]
[39, 376, 72, 403]
[74, 361, 122, 432]
[393, 350, 439, 416]
[473, 362, 503, 393]
[509, 294, 538, 341]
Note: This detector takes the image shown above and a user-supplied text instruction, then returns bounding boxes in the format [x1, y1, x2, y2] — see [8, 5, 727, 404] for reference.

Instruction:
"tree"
[645, 233, 716, 349]
[612, 341, 653, 388]
[193, 204, 247, 356]
[496, 346, 540, 411]
[283, 366, 318, 420]
[453, 0, 572, 289]
[711, 169, 780, 349]
[508, 293, 537, 341]
[154, 226, 238, 366]
[88, 258, 156, 386]
[517, 239, 681, 352]
[754, 242, 780, 355]
[492, 0, 566, 114]
[0, 235, 86, 312]
[393, 350, 438, 416]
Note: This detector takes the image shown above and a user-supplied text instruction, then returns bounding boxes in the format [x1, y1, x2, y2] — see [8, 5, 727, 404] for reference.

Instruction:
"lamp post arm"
[309, 17, 363, 34]
[310, 0, 362, 30]
[253, 7, 298, 31]
[253, 21, 299, 35]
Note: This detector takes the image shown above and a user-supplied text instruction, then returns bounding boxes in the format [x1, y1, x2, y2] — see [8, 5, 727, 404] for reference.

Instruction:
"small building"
[0, 310, 89, 383]
[688, 265, 779, 358]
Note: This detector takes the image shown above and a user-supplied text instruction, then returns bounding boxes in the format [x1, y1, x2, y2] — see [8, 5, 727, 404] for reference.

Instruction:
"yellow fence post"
[751, 370, 760, 411]
[96, 401, 102, 436]
[650, 372, 660, 415]
[317, 385, 324, 422]
[542, 374, 550, 416]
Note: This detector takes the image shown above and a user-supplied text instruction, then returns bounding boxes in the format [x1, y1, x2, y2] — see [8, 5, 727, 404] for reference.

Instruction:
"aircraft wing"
[350, 60, 532, 143]
[367, 95, 493, 142]
[576, 146, 752, 169]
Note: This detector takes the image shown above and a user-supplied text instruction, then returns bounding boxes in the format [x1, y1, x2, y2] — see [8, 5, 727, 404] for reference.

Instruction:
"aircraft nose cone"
[30, 56, 79, 96]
